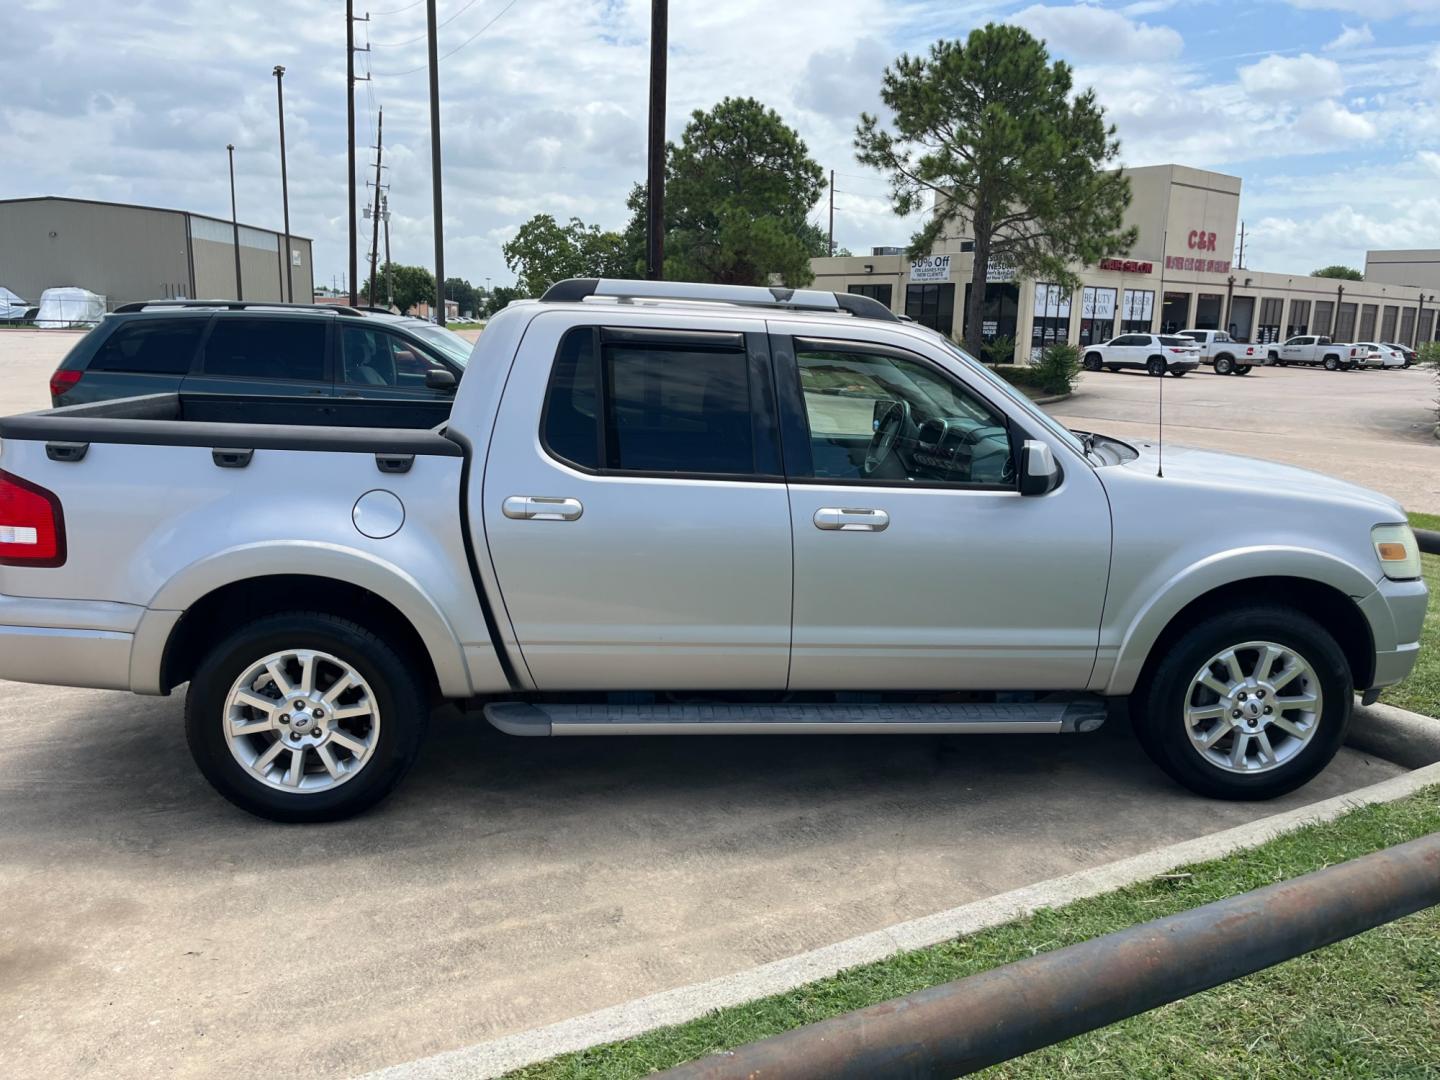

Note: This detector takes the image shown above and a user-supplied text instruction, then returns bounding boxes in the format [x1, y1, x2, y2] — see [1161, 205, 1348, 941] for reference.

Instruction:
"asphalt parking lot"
[0, 329, 1436, 1078]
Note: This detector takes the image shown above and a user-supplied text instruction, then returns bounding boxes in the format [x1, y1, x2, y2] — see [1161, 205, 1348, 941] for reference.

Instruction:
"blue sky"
[4, 0, 1437, 288]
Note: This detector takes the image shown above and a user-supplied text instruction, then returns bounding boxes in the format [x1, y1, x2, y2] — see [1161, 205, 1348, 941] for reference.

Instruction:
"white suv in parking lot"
[1082, 334, 1201, 377]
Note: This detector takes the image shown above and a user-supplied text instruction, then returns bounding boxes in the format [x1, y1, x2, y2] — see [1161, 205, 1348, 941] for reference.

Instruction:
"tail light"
[0, 471, 66, 567]
[49, 369, 82, 400]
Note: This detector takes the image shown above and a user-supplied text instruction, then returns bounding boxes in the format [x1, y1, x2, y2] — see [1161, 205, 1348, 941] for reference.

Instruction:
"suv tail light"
[49, 369, 82, 400]
[0, 471, 66, 567]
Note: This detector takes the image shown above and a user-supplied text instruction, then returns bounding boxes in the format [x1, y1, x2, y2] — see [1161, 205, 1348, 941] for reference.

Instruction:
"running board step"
[484, 698, 1107, 737]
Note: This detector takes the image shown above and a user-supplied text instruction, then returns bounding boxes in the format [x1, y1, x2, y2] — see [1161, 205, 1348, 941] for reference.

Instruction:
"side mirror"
[1019, 439, 1061, 496]
[425, 369, 458, 392]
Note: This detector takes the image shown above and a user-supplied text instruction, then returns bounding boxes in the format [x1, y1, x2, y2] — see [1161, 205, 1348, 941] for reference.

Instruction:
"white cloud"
[1238, 53, 1344, 101]
[1009, 4, 1183, 61]
[1121, 0, 1176, 15]
[1418, 150, 1440, 176]
[1295, 99, 1379, 140]
[1281, 0, 1438, 15]
[1323, 24, 1374, 51]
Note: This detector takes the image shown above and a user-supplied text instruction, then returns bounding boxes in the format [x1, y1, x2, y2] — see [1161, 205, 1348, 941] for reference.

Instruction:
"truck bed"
[0, 392, 458, 457]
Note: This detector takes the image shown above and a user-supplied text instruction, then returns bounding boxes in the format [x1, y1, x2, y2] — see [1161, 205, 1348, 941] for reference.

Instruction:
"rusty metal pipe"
[657, 831, 1440, 1080]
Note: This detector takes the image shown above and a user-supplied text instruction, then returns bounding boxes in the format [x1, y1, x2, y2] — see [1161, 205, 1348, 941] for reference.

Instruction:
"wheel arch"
[1105, 553, 1379, 697]
[137, 544, 475, 698]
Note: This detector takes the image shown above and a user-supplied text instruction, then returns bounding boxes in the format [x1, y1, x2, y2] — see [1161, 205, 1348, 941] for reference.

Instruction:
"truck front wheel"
[185, 612, 429, 822]
[1132, 607, 1351, 800]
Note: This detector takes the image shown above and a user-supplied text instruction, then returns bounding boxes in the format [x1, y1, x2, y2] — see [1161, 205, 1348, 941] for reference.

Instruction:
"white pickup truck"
[0, 281, 1427, 821]
[1176, 330, 1261, 376]
[1267, 336, 1371, 371]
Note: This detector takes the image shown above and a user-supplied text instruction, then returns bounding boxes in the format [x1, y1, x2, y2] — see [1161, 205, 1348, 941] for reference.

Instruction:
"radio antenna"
[1156, 357, 1165, 478]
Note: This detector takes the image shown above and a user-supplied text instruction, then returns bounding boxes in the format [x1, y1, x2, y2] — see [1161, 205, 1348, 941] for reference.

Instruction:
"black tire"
[1214, 355, 1235, 376]
[1266, 351, 1279, 366]
[1342, 360, 1356, 371]
[1324, 356, 1340, 371]
[1105, 365, 1120, 373]
[1147, 356, 1167, 377]
[1169, 368, 1187, 377]
[185, 611, 429, 822]
[1236, 365, 1253, 375]
[1083, 352, 1103, 372]
[1132, 606, 1351, 801]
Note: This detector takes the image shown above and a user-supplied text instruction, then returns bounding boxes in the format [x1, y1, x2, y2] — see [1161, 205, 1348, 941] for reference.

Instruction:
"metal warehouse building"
[811, 165, 1440, 360]
[0, 196, 314, 310]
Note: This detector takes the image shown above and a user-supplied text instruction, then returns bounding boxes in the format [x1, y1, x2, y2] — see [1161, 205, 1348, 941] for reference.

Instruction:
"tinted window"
[1158, 336, 1190, 346]
[340, 325, 447, 388]
[795, 347, 1012, 486]
[542, 328, 600, 469]
[605, 345, 753, 474]
[540, 329, 756, 476]
[202, 317, 327, 381]
[89, 319, 202, 375]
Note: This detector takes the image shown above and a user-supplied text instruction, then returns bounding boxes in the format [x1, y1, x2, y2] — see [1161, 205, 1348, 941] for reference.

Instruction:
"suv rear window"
[1158, 336, 1190, 346]
[89, 319, 203, 375]
[202, 318, 327, 382]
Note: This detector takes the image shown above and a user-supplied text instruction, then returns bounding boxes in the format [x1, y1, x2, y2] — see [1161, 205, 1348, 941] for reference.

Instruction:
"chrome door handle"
[814, 507, 889, 532]
[502, 496, 584, 521]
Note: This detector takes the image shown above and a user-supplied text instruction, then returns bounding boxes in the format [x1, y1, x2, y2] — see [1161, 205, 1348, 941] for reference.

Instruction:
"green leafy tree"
[856, 25, 1137, 355]
[480, 284, 527, 318]
[1312, 265, 1364, 281]
[360, 262, 435, 317]
[444, 277, 479, 317]
[799, 220, 853, 259]
[502, 214, 630, 296]
[648, 97, 826, 286]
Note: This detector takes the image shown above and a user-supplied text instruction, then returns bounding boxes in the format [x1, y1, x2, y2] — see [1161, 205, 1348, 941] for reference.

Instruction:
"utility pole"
[226, 143, 243, 300]
[1236, 220, 1245, 270]
[645, 0, 668, 280]
[426, 0, 445, 322]
[273, 65, 294, 303]
[828, 168, 835, 257]
[382, 194, 393, 308]
[346, 3, 371, 306]
[367, 109, 385, 307]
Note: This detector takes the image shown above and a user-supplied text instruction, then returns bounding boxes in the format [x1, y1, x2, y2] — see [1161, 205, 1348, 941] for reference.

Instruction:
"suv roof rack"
[539, 278, 900, 323]
[113, 299, 367, 317]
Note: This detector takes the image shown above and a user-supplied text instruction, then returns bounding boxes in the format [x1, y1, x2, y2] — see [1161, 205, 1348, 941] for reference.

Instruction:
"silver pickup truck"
[0, 281, 1427, 821]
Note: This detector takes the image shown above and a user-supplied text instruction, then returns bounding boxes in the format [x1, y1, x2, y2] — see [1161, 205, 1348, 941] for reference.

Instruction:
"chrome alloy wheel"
[224, 649, 381, 793]
[1184, 641, 1322, 774]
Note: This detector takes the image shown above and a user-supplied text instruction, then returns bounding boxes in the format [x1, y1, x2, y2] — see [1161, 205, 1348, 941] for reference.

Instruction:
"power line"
[371, 0, 524, 77]
[372, 0, 487, 46]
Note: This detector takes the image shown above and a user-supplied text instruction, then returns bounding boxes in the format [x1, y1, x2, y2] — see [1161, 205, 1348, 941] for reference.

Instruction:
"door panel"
[480, 315, 792, 690]
[777, 334, 1111, 691]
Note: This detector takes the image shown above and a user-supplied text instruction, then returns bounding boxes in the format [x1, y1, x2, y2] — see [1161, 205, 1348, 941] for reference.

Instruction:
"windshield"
[408, 323, 475, 367]
[929, 334, 1086, 455]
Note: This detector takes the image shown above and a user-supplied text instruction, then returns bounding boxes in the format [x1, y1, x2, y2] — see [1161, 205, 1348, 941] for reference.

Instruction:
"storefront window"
[1334, 302, 1357, 342]
[1257, 298, 1283, 344]
[848, 283, 893, 309]
[1121, 289, 1154, 334]
[1195, 294, 1223, 330]
[962, 282, 1020, 343]
[1287, 300, 1311, 337]
[1421, 309, 1437, 345]
[1314, 300, 1334, 337]
[1399, 307, 1416, 345]
[1359, 304, 1377, 342]
[1030, 283, 1072, 359]
[905, 284, 956, 336]
[1381, 305, 1398, 342]
[1160, 292, 1191, 334]
[1079, 286, 1117, 345]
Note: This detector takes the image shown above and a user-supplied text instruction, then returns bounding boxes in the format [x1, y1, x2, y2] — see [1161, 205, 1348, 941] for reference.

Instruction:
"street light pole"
[227, 143, 243, 301]
[273, 65, 294, 303]
[426, 0, 445, 322]
[645, 0, 668, 280]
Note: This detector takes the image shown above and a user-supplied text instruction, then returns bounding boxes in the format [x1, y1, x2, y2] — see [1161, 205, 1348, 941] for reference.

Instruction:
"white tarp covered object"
[0, 286, 28, 320]
[35, 287, 106, 328]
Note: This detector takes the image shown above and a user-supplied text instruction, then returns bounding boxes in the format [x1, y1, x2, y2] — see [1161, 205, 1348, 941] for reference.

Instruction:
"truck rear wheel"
[1132, 606, 1351, 800]
[1324, 356, 1340, 371]
[185, 612, 429, 822]
[1214, 355, 1235, 375]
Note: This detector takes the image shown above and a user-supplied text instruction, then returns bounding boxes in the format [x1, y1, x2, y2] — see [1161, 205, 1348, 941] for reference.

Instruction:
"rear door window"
[201, 317, 328, 382]
[340, 325, 449, 389]
[89, 319, 203, 375]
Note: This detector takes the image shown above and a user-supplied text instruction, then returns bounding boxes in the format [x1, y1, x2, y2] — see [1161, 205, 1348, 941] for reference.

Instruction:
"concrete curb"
[360, 760, 1440, 1080]
[1348, 700, 1440, 770]
[1031, 390, 1072, 405]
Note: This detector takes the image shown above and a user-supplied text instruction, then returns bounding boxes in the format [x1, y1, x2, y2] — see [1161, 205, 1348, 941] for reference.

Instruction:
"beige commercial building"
[810, 165, 1440, 360]
[0, 196, 314, 310]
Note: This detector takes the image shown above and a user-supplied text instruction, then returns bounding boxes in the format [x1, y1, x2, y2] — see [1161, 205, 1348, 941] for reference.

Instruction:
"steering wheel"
[863, 399, 911, 476]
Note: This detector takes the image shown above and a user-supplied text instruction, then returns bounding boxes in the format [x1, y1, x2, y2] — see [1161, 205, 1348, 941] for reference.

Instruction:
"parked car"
[1081, 334, 1201, 376]
[1265, 336, 1371, 371]
[1175, 329, 1260, 375]
[1383, 343, 1417, 368]
[46, 300, 475, 408]
[0, 279, 1425, 821]
[1351, 342, 1408, 369]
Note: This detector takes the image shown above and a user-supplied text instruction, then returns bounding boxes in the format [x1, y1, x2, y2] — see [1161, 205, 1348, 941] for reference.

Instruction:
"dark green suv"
[48, 301, 475, 407]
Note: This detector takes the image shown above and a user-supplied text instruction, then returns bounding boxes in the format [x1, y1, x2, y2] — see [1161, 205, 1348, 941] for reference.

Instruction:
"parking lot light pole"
[273, 65, 294, 303]
[227, 144, 243, 301]
[645, 0, 668, 280]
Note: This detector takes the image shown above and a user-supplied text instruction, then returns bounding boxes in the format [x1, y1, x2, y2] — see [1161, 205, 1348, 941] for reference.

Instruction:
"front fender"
[1101, 545, 1379, 696]
[135, 541, 474, 698]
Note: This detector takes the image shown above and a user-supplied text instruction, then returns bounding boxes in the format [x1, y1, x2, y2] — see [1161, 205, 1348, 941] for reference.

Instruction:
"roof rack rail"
[539, 278, 900, 323]
[112, 299, 366, 317]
